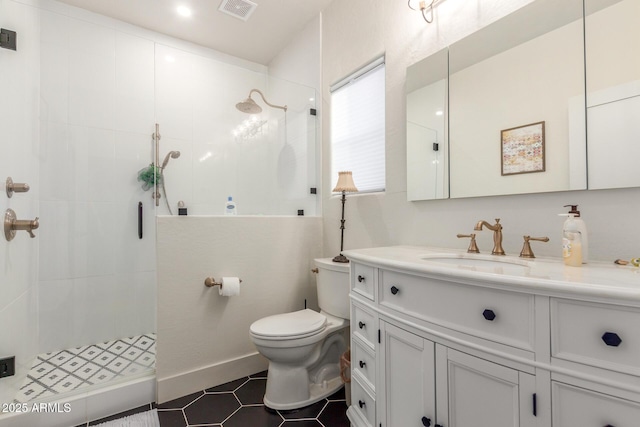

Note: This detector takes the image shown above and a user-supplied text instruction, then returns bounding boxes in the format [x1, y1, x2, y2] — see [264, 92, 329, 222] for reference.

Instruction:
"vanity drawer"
[551, 298, 640, 376]
[351, 376, 376, 427]
[352, 263, 375, 300]
[379, 270, 534, 350]
[352, 302, 377, 348]
[352, 338, 376, 390]
[552, 381, 640, 426]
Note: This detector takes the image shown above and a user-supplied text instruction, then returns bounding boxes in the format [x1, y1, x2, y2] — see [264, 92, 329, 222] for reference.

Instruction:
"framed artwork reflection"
[501, 121, 545, 176]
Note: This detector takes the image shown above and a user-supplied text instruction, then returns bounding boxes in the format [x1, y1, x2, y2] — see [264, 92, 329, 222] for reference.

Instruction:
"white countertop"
[342, 246, 640, 303]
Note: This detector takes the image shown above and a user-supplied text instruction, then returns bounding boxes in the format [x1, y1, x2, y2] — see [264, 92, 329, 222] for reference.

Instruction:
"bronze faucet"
[519, 236, 549, 258]
[474, 218, 505, 255]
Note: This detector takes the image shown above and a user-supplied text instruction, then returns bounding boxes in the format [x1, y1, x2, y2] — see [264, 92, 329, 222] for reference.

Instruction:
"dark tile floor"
[157, 371, 350, 427]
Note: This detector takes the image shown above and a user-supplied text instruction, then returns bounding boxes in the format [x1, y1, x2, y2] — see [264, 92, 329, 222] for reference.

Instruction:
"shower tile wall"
[37, 4, 157, 354]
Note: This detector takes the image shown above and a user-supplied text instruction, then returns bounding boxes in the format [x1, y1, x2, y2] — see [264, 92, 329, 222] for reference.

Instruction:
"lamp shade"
[333, 171, 358, 193]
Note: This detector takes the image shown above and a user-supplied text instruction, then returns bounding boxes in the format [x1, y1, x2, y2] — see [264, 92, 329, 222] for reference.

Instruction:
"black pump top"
[564, 204, 581, 217]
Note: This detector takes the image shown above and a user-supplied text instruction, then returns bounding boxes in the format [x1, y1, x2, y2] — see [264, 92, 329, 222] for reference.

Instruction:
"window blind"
[330, 59, 386, 193]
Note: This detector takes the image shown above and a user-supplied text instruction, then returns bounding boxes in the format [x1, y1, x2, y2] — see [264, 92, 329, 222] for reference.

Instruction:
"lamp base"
[332, 254, 350, 263]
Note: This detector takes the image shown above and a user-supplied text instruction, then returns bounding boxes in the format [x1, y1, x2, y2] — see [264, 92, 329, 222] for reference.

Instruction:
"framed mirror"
[585, 0, 640, 190]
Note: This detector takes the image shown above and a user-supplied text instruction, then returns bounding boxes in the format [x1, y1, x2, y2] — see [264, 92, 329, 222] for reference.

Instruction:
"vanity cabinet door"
[552, 381, 640, 426]
[439, 348, 537, 427]
[380, 321, 436, 427]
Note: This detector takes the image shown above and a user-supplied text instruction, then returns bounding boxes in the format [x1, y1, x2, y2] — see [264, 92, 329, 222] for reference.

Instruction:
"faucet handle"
[519, 236, 549, 258]
[457, 233, 480, 253]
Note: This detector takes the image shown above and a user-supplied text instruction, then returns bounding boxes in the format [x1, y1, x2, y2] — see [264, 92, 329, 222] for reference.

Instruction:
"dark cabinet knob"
[358, 400, 366, 408]
[390, 286, 399, 295]
[359, 360, 366, 368]
[604, 425, 615, 427]
[358, 275, 365, 282]
[358, 321, 365, 329]
[602, 332, 622, 347]
[421, 416, 431, 426]
[483, 309, 496, 321]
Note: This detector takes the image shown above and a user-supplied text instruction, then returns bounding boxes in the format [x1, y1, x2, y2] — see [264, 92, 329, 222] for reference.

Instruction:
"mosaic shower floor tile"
[15, 333, 156, 403]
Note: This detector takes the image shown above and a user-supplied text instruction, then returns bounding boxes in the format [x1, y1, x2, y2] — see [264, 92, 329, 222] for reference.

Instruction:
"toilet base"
[264, 374, 344, 411]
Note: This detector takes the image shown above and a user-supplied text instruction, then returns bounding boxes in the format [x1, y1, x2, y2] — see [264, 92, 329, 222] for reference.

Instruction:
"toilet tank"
[315, 258, 350, 320]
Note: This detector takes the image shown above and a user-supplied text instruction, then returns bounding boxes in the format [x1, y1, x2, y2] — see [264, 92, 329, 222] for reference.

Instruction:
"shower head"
[161, 151, 181, 169]
[236, 97, 262, 114]
[236, 89, 287, 114]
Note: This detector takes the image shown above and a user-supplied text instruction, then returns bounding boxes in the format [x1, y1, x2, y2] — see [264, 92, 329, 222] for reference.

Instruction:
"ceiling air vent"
[218, 0, 258, 21]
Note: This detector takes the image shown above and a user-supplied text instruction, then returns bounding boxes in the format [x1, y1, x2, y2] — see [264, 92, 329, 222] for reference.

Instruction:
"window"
[330, 57, 385, 193]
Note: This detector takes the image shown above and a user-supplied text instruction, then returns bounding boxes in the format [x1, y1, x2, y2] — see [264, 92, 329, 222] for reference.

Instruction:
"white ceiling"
[56, 0, 334, 65]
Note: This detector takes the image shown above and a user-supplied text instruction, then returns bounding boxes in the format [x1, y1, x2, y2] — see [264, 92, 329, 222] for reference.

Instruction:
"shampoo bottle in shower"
[225, 196, 237, 215]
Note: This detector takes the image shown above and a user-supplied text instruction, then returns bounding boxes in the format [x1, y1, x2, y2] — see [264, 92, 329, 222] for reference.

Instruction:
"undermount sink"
[420, 254, 531, 272]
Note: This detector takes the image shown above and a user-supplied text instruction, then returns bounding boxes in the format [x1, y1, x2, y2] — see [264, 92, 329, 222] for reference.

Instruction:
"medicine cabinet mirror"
[407, 0, 638, 200]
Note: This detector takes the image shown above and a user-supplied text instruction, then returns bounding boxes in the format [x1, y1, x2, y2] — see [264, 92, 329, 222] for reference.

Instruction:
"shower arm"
[249, 89, 287, 112]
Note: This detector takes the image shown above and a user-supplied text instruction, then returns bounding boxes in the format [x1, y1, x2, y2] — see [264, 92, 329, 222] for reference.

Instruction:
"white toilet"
[249, 258, 350, 410]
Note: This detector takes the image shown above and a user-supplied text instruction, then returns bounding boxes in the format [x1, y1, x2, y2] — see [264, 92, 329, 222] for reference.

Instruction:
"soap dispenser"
[561, 214, 582, 267]
[564, 205, 588, 263]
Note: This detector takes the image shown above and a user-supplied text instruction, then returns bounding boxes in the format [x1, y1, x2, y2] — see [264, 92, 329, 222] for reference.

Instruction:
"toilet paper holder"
[204, 277, 243, 288]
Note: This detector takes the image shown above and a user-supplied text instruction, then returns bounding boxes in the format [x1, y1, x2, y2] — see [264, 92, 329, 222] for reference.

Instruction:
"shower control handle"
[4, 209, 39, 241]
[6, 177, 30, 198]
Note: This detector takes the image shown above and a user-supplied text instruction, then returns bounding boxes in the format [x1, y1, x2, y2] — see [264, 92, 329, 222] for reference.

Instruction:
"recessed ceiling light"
[177, 5, 192, 17]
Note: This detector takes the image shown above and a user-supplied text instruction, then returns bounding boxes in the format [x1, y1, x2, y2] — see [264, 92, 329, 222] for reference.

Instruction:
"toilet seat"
[250, 309, 327, 340]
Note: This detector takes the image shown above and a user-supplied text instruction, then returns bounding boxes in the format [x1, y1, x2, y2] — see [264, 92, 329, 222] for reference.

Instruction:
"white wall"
[321, 0, 640, 262]
[156, 216, 322, 403]
[155, 17, 325, 403]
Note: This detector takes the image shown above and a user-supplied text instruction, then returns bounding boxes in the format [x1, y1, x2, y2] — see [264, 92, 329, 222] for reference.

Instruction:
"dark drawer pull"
[482, 309, 496, 321]
[422, 416, 431, 426]
[358, 321, 365, 329]
[390, 286, 399, 295]
[602, 332, 622, 347]
[604, 425, 615, 427]
[359, 360, 366, 368]
[358, 400, 366, 408]
[358, 275, 365, 282]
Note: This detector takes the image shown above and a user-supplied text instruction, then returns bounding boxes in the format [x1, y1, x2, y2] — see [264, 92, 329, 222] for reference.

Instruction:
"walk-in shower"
[0, 1, 317, 424]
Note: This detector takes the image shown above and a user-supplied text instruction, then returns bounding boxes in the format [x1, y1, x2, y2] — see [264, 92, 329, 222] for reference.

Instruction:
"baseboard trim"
[157, 352, 268, 404]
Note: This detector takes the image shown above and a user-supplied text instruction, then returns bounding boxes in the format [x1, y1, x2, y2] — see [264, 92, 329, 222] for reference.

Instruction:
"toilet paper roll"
[220, 277, 240, 296]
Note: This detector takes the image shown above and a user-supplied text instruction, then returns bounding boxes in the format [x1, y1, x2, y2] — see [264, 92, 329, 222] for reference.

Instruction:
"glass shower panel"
[154, 44, 318, 216]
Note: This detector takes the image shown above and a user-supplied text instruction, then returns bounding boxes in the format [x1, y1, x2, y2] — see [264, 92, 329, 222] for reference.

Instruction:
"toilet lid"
[250, 309, 327, 339]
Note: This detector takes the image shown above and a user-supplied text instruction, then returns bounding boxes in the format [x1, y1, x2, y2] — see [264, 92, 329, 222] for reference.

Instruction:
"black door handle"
[421, 416, 431, 426]
[358, 275, 365, 282]
[483, 309, 496, 321]
[359, 360, 366, 368]
[358, 321, 365, 329]
[390, 286, 399, 295]
[358, 400, 365, 408]
[602, 332, 622, 347]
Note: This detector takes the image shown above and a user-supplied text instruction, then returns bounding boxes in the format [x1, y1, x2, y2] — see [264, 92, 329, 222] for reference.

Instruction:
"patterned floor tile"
[15, 333, 156, 403]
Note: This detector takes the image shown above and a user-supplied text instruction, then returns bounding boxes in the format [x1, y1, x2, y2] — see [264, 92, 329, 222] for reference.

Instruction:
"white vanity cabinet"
[344, 246, 640, 427]
[379, 321, 537, 427]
